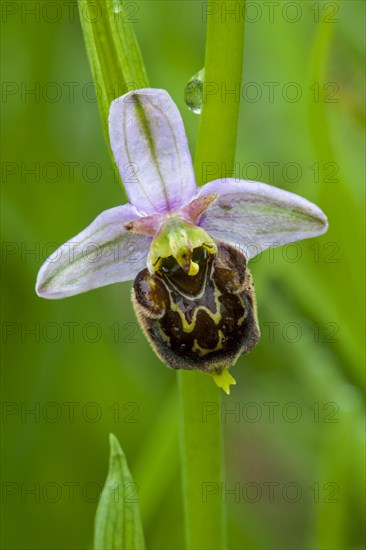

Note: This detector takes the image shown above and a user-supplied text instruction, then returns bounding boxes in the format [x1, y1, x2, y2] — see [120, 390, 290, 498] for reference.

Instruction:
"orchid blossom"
[36, 89, 328, 392]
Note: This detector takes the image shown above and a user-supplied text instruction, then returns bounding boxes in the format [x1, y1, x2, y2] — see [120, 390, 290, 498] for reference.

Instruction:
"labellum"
[132, 242, 260, 374]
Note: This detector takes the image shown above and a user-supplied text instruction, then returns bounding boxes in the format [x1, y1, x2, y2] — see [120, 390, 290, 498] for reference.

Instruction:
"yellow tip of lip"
[211, 370, 236, 394]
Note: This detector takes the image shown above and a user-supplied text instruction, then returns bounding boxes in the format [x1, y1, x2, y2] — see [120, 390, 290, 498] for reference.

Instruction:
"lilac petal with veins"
[198, 179, 328, 259]
[109, 88, 198, 216]
[36, 204, 150, 299]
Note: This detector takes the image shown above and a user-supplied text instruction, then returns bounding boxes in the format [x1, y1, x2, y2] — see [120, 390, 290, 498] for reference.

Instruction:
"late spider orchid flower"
[36, 88, 328, 393]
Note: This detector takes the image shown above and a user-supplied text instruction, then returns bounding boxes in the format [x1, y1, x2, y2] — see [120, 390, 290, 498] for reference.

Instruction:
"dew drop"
[184, 68, 204, 114]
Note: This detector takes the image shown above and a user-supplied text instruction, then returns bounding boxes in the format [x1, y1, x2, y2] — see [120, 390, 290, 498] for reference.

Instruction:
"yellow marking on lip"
[167, 282, 223, 334]
[159, 255, 211, 301]
[192, 330, 224, 356]
[237, 295, 247, 326]
[156, 322, 171, 346]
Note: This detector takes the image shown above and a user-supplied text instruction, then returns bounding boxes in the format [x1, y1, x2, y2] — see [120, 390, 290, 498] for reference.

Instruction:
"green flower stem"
[195, 0, 246, 184]
[179, 3, 246, 549]
[178, 373, 226, 550]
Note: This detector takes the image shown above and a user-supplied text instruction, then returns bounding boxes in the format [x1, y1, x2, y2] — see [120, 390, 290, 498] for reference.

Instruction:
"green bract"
[94, 434, 145, 550]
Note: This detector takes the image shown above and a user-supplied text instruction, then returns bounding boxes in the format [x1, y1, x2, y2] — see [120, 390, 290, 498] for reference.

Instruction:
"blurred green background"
[1, 1, 365, 549]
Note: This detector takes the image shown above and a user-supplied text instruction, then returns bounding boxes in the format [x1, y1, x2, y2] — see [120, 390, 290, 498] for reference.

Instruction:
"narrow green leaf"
[77, 0, 149, 146]
[94, 434, 145, 550]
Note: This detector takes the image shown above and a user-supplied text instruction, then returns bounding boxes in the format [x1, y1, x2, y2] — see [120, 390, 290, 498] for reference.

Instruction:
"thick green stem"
[195, 0, 246, 184]
[178, 373, 226, 550]
[179, 3, 246, 549]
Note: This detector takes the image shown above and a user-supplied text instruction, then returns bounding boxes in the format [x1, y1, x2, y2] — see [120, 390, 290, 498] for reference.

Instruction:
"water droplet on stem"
[184, 68, 204, 114]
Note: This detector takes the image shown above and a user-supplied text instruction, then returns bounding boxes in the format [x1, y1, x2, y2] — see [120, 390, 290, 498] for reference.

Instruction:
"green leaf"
[94, 434, 145, 550]
[77, 0, 149, 147]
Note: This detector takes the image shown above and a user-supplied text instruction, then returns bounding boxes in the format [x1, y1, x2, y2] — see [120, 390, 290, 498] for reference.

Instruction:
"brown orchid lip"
[132, 241, 260, 392]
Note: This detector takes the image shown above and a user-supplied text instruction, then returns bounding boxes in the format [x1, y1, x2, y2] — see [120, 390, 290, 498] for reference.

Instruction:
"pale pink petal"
[198, 179, 328, 259]
[36, 204, 150, 299]
[109, 89, 197, 215]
